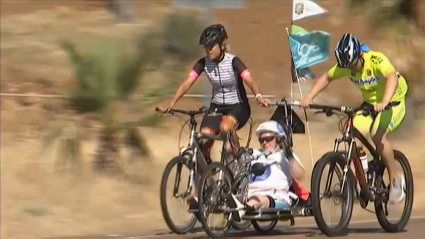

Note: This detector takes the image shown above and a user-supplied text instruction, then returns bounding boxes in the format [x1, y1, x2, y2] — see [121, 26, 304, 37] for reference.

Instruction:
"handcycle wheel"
[311, 151, 355, 237]
[160, 155, 197, 234]
[198, 162, 234, 238]
[231, 220, 252, 231]
[230, 177, 252, 231]
[374, 150, 414, 232]
[251, 220, 278, 233]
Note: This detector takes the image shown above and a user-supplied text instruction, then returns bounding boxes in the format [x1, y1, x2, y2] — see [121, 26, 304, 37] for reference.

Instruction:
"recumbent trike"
[195, 99, 314, 238]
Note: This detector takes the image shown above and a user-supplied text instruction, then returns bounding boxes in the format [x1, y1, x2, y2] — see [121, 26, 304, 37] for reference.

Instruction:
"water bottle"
[359, 148, 369, 172]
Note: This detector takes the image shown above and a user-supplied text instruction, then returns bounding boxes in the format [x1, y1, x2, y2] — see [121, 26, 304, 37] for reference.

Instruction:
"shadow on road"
[191, 227, 311, 238]
[188, 226, 408, 238]
[302, 226, 407, 238]
[44, 224, 410, 239]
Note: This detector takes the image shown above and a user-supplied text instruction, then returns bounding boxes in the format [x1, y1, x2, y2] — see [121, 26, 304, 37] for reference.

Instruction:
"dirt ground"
[1, 1, 425, 239]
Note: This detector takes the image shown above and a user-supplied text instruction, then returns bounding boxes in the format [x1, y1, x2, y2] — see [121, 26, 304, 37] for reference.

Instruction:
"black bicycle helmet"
[199, 24, 228, 47]
[335, 33, 361, 68]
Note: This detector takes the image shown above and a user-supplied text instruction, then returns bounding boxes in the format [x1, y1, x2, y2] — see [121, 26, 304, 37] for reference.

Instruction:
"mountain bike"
[297, 100, 414, 237]
[156, 106, 253, 234]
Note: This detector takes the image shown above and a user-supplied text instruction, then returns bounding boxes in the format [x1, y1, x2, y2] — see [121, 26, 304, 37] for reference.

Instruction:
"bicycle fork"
[332, 138, 374, 202]
[174, 129, 198, 198]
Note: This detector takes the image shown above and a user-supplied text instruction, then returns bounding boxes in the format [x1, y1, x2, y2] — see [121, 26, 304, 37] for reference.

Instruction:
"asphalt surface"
[47, 216, 425, 239]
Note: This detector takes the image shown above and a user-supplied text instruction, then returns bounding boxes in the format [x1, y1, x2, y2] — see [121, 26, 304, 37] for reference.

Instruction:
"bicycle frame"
[332, 114, 383, 202]
[175, 114, 253, 199]
[175, 115, 211, 198]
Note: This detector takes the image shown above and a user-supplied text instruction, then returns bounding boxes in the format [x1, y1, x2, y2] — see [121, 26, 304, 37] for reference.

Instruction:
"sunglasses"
[259, 136, 275, 143]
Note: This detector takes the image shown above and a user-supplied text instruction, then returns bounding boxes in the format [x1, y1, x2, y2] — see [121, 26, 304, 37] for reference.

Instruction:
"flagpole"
[289, 1, 295, 126]
[288, 0, 315, 168]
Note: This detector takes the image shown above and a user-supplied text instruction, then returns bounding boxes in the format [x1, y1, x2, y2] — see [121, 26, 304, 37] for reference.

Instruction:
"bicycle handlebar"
[155, 106, 209, 117]
[267, 100, 400, 117]
[309, 101, 400, 117]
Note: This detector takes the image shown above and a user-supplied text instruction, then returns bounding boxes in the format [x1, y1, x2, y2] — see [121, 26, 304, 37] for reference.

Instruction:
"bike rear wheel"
[251, 220, 278, 233]
[198, 162, 234, 238]
[160, 155, 198, 234]
[231, 220, 252, 231]
[374, 150, 414, 232]
[311, 151, 355, 237]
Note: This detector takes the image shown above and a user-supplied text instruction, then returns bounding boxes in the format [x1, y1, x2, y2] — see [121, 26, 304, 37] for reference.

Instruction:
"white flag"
[292, 0, 328, 21]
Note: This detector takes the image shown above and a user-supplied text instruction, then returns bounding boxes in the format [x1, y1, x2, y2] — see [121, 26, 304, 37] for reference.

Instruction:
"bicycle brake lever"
[313, 110, 323, 115]
[199, 106, 208, 112]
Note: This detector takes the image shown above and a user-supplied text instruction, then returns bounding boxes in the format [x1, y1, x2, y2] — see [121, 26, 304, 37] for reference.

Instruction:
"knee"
[219, 122, 233, 135]
[201, 127, 215, 135]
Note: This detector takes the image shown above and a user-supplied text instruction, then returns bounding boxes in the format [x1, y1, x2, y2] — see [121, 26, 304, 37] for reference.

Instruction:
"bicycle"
[156, 106, 253, 234]
[292, 100, 414, 236]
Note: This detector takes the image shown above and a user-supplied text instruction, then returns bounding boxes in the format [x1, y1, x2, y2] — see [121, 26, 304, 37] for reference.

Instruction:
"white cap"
[255, 120, 286, 138]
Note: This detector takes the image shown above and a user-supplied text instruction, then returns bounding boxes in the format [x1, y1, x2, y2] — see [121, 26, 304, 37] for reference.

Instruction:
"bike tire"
[198, 162, 234, 238]
[251, 220, 278, 233]
[374, 150, 414, 232]
[231, 220, 252, 231]
[160, 156, 198, 234]
[311, 151, 355, 237]
[230, 173, 251, 231]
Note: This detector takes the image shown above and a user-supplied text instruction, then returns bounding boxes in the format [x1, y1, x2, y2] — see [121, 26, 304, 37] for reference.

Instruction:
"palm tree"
[42, 12, 203, 174]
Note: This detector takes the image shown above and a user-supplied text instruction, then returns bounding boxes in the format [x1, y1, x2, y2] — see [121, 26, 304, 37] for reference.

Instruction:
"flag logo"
[295, 2, 304, 15]
[292, 0, 328, 21]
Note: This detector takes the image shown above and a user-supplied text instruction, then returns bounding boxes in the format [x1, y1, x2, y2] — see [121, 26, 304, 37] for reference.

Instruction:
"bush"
[345, 0, 423, 34]
[136, 12, 204, 70]
[43, 12, 204, 173]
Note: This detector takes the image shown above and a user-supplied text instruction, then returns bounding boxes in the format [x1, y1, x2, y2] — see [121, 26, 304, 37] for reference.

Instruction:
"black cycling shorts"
[200, 103, 251, 134]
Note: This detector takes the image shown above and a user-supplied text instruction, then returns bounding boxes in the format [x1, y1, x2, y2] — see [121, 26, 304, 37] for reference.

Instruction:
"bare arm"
[169, 77, 197, 106]
[306, 72, 331, 100]
[243, 74, 261, 96]
[232, 57, 262, 97]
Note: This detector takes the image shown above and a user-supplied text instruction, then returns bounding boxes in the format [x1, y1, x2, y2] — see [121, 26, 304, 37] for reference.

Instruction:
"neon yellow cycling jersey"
[327, 50, 408, 104]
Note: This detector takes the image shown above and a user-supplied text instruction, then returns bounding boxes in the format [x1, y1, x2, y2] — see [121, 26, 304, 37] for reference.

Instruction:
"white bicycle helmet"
[255, 120, 286, 138]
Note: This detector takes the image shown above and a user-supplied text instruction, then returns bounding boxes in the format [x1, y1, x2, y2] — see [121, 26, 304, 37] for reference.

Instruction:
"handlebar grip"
[383, 101, 401, 111]
[155, 107, 161, 112]
[389, 101, 400, 107]
[308, 104, 326, 110]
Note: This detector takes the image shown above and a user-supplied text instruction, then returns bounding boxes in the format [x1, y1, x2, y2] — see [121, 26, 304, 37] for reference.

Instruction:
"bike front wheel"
[159, 155, 197, 234]
[311, 151, 355, 237]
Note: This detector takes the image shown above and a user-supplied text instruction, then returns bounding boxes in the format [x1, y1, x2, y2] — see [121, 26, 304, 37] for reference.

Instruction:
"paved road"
[48, 216, 425, 239]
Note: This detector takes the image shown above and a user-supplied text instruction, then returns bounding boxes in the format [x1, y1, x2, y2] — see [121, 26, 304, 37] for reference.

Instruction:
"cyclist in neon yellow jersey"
[301, 33, 408, 205]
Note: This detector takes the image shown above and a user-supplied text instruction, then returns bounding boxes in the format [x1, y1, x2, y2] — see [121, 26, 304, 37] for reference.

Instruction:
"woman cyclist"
[159, 24, 269, 167]
[300, 33, 408, 205]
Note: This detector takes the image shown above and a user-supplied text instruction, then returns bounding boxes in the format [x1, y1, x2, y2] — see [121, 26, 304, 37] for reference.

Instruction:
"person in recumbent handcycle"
[227, 120, 311, 221]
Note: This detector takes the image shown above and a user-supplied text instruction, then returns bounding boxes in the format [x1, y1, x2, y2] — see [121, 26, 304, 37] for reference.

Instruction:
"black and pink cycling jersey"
[190, 52, 250, 105]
